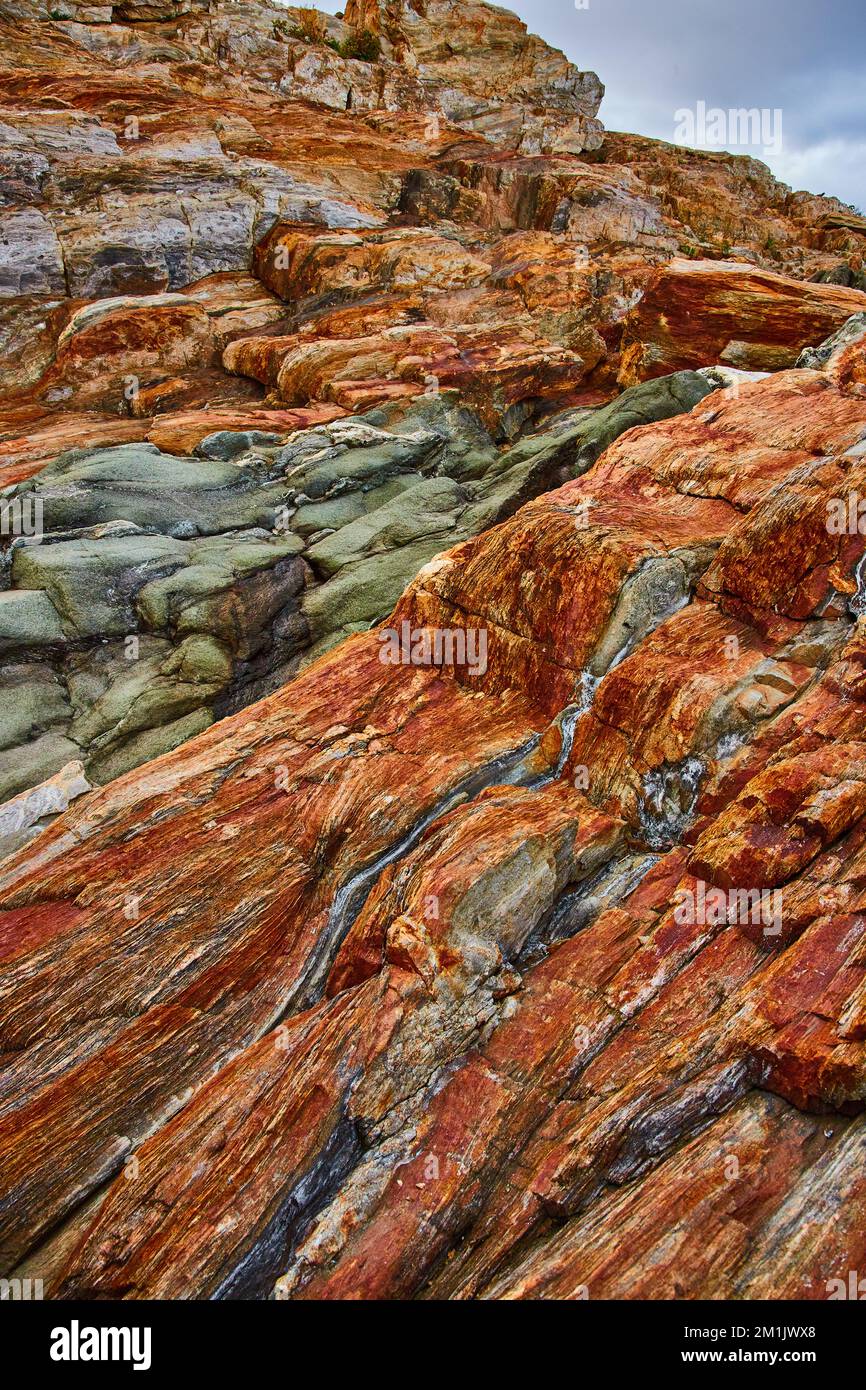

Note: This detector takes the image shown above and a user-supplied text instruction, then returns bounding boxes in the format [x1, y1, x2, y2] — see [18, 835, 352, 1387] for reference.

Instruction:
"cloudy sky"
[314, 0, 866, 211]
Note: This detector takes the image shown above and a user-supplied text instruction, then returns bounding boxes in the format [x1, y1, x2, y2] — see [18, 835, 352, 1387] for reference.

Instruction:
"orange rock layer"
[2, 0, 866, 1305]
[2, 337, 865, 1299]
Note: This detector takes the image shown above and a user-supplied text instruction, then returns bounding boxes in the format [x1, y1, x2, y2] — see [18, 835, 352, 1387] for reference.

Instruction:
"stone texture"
[0, 346, 865, 1303]
[1, 0, 866, 1307]
[619, 259, 866, 384]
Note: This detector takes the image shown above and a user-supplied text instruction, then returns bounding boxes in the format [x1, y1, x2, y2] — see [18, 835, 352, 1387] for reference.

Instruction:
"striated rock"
[35, 295, 218, 410]
[228, 321, 591, 433]
[619, 259, 866, 384]
[2, 0, 866, 1308]
[1, 346, 865, 1302]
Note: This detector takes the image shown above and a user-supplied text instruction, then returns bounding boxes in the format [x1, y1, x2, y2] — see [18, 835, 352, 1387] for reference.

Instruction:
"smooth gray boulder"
[12, 533, 190, 638]
[196, 430, 284, 461]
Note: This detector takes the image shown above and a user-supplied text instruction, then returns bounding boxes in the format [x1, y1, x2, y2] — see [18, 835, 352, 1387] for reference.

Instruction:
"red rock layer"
[1, 340, 864, 1299]
[2, 5, 865, 450]
[2, 0, 866, 1304]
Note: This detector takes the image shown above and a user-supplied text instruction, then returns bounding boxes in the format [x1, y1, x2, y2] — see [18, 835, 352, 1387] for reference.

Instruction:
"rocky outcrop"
[0, 374, 720, 799]
[2, 333, 866, 1298]
[619, 258, 866, 383]
[338, 0, 605, 155]
[1, 0, 866, 1305]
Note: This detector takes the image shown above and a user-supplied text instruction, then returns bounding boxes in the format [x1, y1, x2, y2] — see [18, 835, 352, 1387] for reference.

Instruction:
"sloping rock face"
[1, 1, 866, 1303]
[1, 332, 866, 1300]
[1, 0, 865, 814]
[2, 376, 726, 800]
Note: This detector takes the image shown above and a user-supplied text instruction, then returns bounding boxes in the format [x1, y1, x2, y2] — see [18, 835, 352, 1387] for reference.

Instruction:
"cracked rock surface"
[2, 333, 866, 1300]
[1, 0, 866, 1303]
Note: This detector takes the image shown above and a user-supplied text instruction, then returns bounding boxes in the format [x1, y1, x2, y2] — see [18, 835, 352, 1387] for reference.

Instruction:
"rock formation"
[1, 0, 866, 1303]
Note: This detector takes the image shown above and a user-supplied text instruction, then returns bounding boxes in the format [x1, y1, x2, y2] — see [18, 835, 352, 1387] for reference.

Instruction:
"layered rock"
[1, 0, 866, 1305]
[2, 329, 866, 1300]
[0, 374, 720, 799]
[619, 258, 866, 383]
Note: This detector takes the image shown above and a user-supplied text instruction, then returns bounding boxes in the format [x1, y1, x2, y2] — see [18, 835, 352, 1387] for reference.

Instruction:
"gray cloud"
[512, 0, 866, 211]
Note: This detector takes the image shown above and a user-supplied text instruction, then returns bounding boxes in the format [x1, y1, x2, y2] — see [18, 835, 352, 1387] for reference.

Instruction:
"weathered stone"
[620, 259, 866, 384]
[11, 533, 190, 638]
[0, 760, 90, 862]
[2, 0, 866, 1311]
[0, 586, 65, 650]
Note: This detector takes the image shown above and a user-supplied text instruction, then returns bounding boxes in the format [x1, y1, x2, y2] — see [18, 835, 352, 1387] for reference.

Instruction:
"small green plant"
[339, 28, 382, 62]
[678, 242, 701, 260]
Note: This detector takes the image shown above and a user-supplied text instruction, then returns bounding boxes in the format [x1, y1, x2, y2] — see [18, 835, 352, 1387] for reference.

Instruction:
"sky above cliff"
[314, 0, 866, 211]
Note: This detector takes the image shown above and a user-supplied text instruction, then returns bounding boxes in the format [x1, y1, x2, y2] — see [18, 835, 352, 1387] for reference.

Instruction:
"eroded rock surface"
[1, 329, 865, 1300]
[1, 0, 866, 1304]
